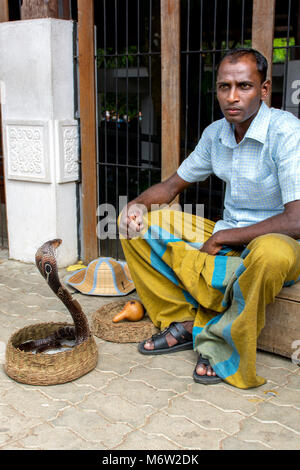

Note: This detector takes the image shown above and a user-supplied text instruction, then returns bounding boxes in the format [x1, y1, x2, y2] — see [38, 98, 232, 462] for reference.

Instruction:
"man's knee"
[246, 233, 297, 272]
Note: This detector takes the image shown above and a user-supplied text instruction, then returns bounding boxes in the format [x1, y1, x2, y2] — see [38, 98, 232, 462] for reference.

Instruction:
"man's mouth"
[225, 108, 242, 115]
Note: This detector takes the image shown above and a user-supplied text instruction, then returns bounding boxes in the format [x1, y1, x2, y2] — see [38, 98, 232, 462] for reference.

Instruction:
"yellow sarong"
[120, 209, 300, 389]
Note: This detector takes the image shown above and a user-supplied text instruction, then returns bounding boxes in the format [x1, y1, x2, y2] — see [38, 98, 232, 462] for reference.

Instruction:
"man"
[119, 48, 300, 389]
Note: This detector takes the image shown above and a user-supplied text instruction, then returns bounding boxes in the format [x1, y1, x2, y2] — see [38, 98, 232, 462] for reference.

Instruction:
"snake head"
[35, 239, 62, 288]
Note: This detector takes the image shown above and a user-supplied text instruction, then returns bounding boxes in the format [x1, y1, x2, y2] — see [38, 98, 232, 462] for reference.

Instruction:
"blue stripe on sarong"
[283, 274, 300, 287]
[183, 290, 198, 308]
[192, 313, 223, 347]
[149, 249, 179, 285]
[212, 263, 246, 379]
[144, 225, 199, 309]
[212, 256, 228, 294]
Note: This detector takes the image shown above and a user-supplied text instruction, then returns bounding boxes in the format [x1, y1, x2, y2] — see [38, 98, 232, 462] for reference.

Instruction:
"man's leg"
[120, 208, 241, 355]
[194, 233, 300, 388]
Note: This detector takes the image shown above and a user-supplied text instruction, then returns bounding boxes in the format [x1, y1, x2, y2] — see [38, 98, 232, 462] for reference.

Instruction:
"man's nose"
[227, 87, 240, 102]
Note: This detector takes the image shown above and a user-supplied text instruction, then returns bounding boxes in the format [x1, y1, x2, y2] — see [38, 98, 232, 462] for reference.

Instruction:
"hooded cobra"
[19, 239, 90, 353]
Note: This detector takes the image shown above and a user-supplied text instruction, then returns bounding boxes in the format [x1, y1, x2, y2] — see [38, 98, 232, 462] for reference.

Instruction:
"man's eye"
[241, 83, 251, 89]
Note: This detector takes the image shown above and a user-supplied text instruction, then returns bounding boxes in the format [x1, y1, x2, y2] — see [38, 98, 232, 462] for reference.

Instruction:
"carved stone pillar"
[0, 19, 78, 266]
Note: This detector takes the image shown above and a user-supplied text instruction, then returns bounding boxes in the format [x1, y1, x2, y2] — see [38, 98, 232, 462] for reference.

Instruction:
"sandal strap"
[196, 354, 210, 367]
[151, 322, 192, 350]
[168, 322, 192, 343]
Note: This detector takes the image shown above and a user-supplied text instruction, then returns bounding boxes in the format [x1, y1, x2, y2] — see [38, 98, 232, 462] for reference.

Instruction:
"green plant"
[97, 46, 139, 69]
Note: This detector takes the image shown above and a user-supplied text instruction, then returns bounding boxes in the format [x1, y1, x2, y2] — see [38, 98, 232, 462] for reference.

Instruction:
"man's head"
[216, 48, 270, 126]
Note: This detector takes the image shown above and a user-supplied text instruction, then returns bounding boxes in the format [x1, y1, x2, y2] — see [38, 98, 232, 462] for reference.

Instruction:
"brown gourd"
[112, 300, 145, 323]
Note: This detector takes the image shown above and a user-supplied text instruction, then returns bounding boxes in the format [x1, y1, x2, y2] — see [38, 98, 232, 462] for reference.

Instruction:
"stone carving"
[58, 122, 79, 183]
[4, 120, 79, 184]
[5, 122, 50, 182]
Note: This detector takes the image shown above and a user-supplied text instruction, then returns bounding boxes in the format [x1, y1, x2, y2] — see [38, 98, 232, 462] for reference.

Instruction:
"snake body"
[19, 239, 90, 353]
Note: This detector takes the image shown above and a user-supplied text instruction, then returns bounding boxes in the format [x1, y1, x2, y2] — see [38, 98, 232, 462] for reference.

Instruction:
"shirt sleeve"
[177, 126, 213, 183]
[276, 123, 300, 205]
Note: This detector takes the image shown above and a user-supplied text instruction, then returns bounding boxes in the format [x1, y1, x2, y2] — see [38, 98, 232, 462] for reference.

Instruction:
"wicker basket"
[91, 299, 159, 343]
[5, 322, 98, 386]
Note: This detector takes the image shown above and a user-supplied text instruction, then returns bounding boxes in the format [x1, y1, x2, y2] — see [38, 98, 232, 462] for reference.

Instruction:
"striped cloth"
[120, 209, 300, 389]
[177, 101, 300, 234]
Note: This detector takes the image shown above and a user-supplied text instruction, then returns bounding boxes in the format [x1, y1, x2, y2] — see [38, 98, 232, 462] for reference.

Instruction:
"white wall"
[0, 19, 79, 267]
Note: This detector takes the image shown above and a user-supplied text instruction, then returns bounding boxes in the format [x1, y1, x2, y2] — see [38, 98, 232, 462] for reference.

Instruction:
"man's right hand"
[119, 203, 147, 239]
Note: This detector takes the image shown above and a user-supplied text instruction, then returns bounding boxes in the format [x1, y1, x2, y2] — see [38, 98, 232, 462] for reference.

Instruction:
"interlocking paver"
[256, 362, 294, 386]
[74, 368, 119, 390]
[0, 252, 300, 450]
[167, 394, 242, 435]
[285, 371, 300, 390]
[187, 382, 259, 416]
[221, 435, 271, 450]
[126, 365, 193, 393]
[1, 386, 71, 420]
[27, 383, 95, 406]
[254, 400, 300, 433]
[78, 391, 155, 428]
[15, 423, 100, 450]
[236, 416, 300, 450]
[140, 411, 226, 449]
[0, 404, 42, 448]
[51, 406, 132, 448]
[102, 374, 176, 410]
[96, 352, 140, 376]
[144, 352, 196, 377]
[115, 429, 182, 450]
[266, 386, 300, 409]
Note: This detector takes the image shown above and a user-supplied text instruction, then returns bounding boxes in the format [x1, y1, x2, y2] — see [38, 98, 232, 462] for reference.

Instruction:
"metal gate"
[85, 0, 300, 260]
[95, 0, 161, 259]
[180, 0, 253, 222]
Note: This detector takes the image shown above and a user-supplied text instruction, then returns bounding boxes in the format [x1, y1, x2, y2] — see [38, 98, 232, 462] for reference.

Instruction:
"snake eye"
[45, 263, 52, 274]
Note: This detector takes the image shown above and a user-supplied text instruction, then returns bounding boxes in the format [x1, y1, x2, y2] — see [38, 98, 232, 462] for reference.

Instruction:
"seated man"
[119, 48, 300, 389]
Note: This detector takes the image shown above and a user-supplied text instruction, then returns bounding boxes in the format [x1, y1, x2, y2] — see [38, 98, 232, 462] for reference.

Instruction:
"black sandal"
[138, 322, 193, 355]
[193, 354, 222, 384]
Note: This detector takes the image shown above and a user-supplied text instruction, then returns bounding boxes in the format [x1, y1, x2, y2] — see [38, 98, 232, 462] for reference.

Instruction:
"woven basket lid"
[65, 257, 135, 296]
[91, 300, 159, 343]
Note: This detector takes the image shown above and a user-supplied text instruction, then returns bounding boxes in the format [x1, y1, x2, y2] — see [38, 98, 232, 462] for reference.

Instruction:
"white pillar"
[0, 19, 79, 267]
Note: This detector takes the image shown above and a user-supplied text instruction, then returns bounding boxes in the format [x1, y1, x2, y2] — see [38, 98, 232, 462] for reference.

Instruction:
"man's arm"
[119, 172, 193, 237]
[201, 200, 300, 255]
[128, 172, 193, 210]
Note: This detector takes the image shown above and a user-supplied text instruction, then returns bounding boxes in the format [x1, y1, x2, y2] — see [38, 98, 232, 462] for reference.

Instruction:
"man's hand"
[119, 203, 147, 239]
[199, 233, 223, 255]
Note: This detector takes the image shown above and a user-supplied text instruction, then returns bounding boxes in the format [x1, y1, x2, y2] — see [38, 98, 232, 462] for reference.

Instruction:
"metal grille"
[95, 0, 161, 259]
[272, 0, 300, 116]
[180, 0, 253, 221]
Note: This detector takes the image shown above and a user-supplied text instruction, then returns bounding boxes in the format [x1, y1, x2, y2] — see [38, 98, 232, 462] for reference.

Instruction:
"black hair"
[217, 48, 268, 83]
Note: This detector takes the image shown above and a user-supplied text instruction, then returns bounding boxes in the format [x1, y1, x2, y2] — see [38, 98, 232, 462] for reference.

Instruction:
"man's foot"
[143, 321, 193, 350]
[193, 354, 222, 384]
[195, 361, 217, 378]
[138, 321, 194, 355]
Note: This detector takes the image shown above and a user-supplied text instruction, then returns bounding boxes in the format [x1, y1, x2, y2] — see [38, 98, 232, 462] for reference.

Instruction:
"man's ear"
[261, 79, 271, 102]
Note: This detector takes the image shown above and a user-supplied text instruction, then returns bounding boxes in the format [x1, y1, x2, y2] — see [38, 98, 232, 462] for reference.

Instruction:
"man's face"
[216, 55, 269, 125]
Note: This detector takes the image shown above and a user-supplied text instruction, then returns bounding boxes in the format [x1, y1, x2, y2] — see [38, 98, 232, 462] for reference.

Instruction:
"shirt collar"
[219, 101, 271, 148]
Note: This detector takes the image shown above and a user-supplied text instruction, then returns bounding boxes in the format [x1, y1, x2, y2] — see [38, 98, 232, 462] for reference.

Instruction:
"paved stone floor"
[0, 247, 300, 450]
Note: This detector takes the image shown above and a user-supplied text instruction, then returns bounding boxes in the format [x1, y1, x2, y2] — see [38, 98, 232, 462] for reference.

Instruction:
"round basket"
[91, 300, 159, 343]
[5, 322, 98, 386]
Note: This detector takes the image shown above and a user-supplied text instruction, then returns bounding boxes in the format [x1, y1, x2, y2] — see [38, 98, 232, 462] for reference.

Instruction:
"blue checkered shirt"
[177, 101, 300, 233]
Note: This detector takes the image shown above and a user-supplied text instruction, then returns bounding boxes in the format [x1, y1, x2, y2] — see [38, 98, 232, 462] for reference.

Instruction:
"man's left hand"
[199, 233, 223, 255]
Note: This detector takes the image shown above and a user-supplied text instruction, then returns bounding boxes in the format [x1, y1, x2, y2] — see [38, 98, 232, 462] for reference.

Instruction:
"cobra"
[19, 239, 91, 353]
